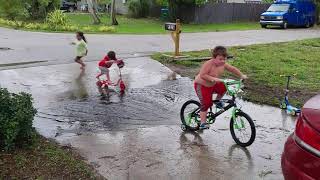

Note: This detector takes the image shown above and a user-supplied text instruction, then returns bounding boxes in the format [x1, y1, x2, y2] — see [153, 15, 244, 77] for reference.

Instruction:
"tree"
[87, 0, 101, 24]
[110, 0, 118, 25]
[156, 0, 209, 22]
[128, 0, 150, 18]
[0, 0, 59, 20]
[0, 0, 27, 20]
[26, 0, 60, 19]
[315, 0, 320, 24]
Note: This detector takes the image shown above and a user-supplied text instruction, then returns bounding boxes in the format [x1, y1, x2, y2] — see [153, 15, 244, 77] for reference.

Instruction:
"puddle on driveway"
[0, 57, 295, 180]
[0, 47, 12, 51]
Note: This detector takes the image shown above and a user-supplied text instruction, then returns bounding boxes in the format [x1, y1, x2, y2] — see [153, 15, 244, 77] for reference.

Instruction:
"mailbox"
[165, 23, 177, 31]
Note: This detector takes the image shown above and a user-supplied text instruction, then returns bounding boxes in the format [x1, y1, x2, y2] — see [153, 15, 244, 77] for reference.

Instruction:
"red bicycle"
[96, 60, 126, 95]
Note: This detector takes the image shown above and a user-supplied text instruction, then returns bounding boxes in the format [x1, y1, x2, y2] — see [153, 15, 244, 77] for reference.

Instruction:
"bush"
[26, 0, 61, 20]
[0, 0, 29, 20]
[0, 88, 37, 151]
[60, 25, 78, 32]
[0, 0, 60, 20]
[82, 26, 93, 32]
[98, 26, 116, 32]
[46, 10, 69, 28]
[128, 0, 150, 18]
[25, 23, 42, 30]
[0, 17, 114, 33]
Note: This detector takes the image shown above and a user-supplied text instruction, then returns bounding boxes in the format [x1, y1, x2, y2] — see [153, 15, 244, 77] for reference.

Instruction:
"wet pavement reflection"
[0, 57, 295, 180]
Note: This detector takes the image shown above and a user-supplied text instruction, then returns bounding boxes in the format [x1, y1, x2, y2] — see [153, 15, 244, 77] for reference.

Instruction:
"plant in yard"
[82, 26, 93, 32]
[128, 0, 150, 18]
[39, 23, 50, 30]
[25, 0, 61, 20]
[98, 26, 116, 32]
[0, 0, 29, 20]
[66, 25, 79, 32]
[24, 23, 42, 30]
[316, 0, 320, 24]
[156, 0, 212, 22]
[46, 10, 69, 28]
[0, 0, 60, 20]
[14, 21, 24, 28]
[0, 88, 37, 151]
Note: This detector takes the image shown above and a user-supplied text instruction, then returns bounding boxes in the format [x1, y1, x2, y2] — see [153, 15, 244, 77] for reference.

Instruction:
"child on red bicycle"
[194, 46, 247, 130]
[96, 51, 118, 83]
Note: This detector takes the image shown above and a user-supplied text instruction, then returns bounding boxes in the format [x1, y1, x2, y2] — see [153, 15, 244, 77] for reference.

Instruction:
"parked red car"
[282, 94, 320, 180]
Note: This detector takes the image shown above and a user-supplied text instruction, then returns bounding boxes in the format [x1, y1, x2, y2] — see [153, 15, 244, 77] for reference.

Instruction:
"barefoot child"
[194, 46, 247, 130]
[96, 51, 118, 83]
[72, 32, 88, 69]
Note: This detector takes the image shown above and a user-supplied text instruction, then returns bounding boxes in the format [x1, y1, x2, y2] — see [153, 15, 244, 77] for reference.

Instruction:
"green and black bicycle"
[180, 79, 256, 147]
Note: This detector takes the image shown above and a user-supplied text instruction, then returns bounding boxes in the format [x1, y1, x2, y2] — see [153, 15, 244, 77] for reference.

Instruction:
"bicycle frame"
[207, 80, 243, 119]
[209, 96, 240, 120]
[190, 79, 244, 123]
[105, 68, 123, 86]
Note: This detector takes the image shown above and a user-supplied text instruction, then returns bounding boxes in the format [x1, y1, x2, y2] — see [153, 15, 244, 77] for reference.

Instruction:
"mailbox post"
[165, 19, 181, 57]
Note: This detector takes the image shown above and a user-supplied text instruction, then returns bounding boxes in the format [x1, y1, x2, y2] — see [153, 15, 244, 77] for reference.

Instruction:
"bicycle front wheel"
[180, 100, 201, 131]
[230, 111, 256, 147]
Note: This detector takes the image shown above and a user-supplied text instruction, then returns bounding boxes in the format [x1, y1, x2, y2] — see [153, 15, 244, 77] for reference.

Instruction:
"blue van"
[260, 0, 316, 29]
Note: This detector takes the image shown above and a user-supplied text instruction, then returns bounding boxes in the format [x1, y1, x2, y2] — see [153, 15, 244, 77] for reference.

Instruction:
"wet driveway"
[0, 57, 295, 180]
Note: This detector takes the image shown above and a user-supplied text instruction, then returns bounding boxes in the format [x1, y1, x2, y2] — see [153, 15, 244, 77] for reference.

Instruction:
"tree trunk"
[87, 0, 101, 24]
[168, 0, 177, 22]
[111, 0, 118, 25]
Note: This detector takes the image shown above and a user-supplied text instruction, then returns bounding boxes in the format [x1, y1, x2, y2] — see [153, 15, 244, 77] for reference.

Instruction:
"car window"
[267, 4, 290, 12]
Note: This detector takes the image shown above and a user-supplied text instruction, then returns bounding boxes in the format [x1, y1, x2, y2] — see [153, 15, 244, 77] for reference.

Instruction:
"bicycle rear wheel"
[180, 100, 201, 131]
[230, 111, 256, 147]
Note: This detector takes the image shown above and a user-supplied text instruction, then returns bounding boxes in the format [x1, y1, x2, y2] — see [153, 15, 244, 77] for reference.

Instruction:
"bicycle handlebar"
[224, 79, 243, 86]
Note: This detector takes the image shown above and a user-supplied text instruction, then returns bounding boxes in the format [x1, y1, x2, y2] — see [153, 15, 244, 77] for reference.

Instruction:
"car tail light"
[294, 114, 320, 157]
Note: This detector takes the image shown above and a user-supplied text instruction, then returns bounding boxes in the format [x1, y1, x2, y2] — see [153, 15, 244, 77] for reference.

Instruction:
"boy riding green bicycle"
[194, 46, 247, 130]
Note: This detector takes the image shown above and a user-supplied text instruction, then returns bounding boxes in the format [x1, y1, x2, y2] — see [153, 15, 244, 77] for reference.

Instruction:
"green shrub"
[66, 25, 79, 31]
[39, 23, 50, 30]
[25, 23, 42, 30]
[26, 0, 61, 20]
[0, 0, 60, 20]
[0, 0, 29, 20]
[98, 26, 116, 32]
[46, 10, 69, 28]
[0, 88, 37, 151]
[82, 26, 93, 32]
[0, 17, 115, 33]
[128, 0, 150, 18]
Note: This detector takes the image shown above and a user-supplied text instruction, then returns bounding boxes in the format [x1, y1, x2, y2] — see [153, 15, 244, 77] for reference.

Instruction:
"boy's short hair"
[107, 51, 116, 60]
[211, 46, 228, 58]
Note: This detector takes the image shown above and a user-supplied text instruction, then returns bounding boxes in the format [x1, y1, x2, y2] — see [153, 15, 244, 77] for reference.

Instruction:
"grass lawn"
[67, 13, 260, 34]
[152, 38, 320, 107]
[0, 134, 103, 179]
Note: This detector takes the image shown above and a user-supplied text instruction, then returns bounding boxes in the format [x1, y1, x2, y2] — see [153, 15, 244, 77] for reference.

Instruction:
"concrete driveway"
[0, 27, 317, 179]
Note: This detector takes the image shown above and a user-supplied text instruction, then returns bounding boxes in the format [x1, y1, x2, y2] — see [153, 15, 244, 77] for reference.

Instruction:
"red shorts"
[194, 82, 227, 111]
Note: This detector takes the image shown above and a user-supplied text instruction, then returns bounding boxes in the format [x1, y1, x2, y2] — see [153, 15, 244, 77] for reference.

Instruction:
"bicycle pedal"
[199, 126, 210, 130]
